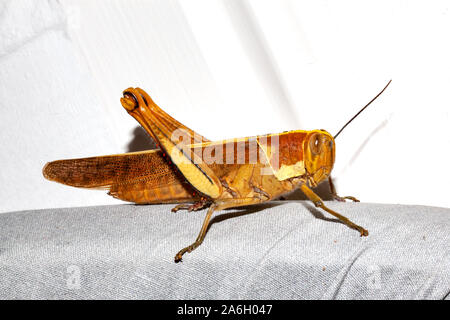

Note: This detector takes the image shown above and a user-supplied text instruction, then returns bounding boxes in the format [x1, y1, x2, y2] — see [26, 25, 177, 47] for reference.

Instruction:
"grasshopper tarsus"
[171, 200, 211, 213]
[333, 195, 360, 202]
[358, 227, 369, 237]
[175, 243, 199, 262]
[174, 251, 185, 263]
[171, 204, 191, 213]
[346, 221, 369, 237]
[175, 243, 197, 262]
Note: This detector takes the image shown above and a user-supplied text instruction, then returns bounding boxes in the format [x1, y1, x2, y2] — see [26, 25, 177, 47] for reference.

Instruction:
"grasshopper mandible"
[43, 80, 391, 262]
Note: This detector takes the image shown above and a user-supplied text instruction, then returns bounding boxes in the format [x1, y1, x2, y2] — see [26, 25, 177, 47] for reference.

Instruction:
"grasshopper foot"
[344, 219, 368, 236]
[171, 204, 191, 213]
[354, 225, 369, 237]
[333, 195, 360, 202]
[174, 250, 185, 263]
[171, 200, 210, 213]
[174, 244, 196, 263]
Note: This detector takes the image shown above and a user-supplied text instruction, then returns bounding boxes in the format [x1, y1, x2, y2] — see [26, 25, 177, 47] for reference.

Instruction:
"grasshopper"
[43, 80, 391, 262]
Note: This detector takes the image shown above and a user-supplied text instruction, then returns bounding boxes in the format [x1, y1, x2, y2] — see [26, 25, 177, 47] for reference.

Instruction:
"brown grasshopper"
[43, 80, 391, 262]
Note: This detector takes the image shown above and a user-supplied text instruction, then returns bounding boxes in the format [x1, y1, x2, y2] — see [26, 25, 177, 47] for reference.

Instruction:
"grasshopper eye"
[309, 134, 322, 155]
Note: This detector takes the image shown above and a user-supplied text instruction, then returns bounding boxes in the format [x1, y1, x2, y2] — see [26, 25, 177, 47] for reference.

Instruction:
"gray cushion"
[0, 201, 449, 299]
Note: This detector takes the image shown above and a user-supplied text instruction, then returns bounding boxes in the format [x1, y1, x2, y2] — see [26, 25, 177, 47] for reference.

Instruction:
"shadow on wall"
[127, 126, 158, 152]
[126, 126, 334, 201]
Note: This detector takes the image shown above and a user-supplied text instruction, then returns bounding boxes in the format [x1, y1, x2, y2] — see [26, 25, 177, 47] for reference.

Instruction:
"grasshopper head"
[304, 130, 335, 187]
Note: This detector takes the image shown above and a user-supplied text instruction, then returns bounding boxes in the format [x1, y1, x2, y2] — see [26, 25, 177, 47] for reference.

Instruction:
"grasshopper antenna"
[334, 80, 392, 139]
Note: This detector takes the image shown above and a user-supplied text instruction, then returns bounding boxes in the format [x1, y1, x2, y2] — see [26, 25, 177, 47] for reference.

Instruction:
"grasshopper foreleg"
[300, 184, 368, 236]
[328, 177, 360, 202]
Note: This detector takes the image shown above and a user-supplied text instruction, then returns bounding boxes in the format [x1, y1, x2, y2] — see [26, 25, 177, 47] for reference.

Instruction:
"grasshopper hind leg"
[328, 177, 360, 202]
[174, 203, 217, 262]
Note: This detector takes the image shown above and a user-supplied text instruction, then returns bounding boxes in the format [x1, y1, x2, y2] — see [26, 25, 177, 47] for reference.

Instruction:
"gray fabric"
[0, 201, 449, 300]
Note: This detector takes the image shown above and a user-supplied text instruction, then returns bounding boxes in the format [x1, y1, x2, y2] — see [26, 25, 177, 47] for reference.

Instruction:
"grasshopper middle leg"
[174, 197, 264, 262]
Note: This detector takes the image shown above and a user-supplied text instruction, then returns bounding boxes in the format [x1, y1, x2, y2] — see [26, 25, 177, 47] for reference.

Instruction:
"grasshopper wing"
[42, 150, 200, 204]
[121, 88, 222, 198]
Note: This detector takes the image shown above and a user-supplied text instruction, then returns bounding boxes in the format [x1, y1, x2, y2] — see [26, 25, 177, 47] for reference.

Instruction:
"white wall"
[1, 0, 449, 213]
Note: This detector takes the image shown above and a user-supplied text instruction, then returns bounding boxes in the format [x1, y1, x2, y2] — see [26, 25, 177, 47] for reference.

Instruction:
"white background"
[1, 0, 449, 213]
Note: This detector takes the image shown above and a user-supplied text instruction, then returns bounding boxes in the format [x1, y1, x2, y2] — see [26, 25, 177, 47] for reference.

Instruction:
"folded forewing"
[43, 150, 200, 203]
[43, 149, 182, 189]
